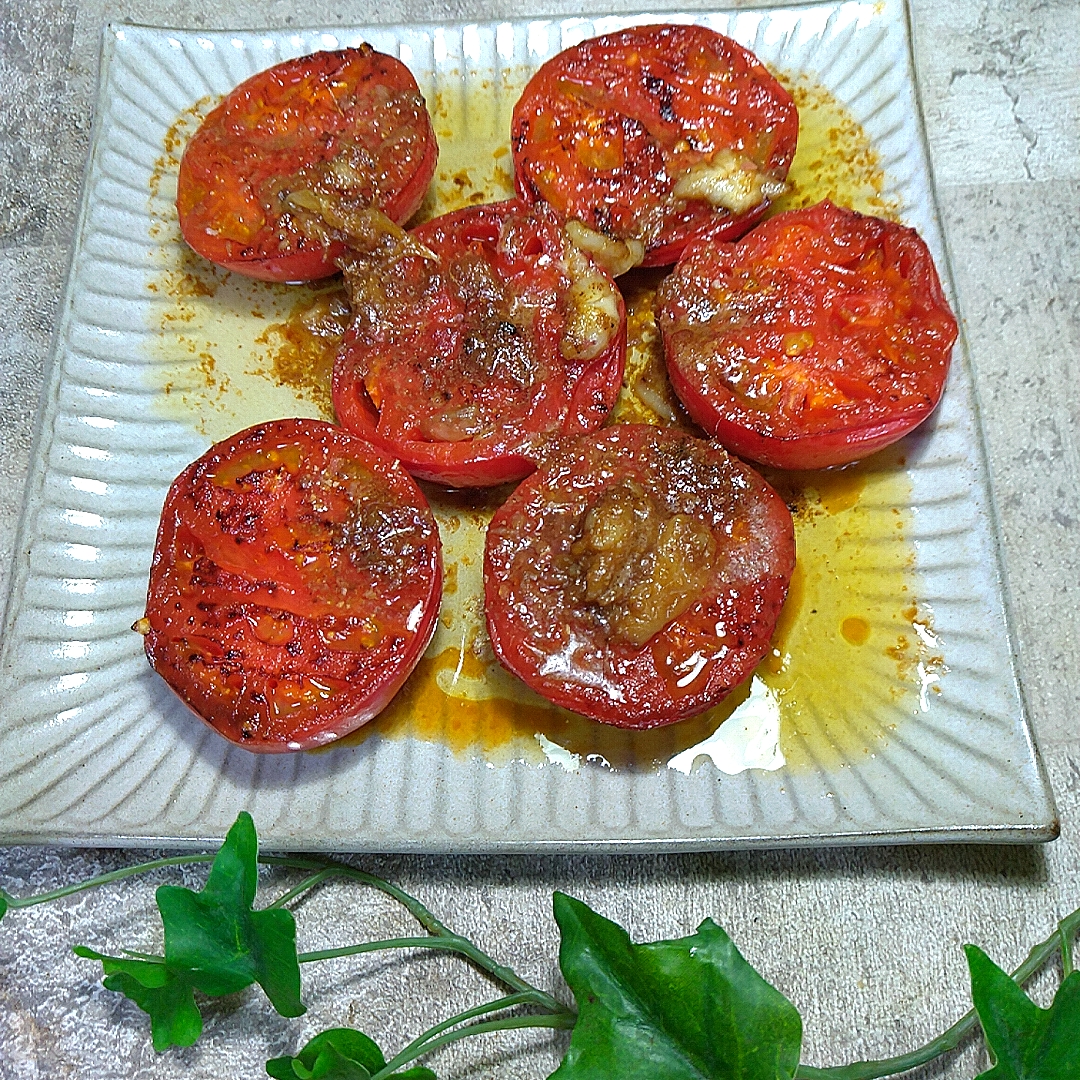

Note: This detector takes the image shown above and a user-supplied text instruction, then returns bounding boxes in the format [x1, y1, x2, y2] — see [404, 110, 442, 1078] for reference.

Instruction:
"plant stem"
[297, 933, 573, 1017]
[298, 935, 474, 964]
[267, 858, 572, 1017]
[0, 854, 214, 909]
[369, 992, 537, 1080]
[120, 949, 165, 963]
[266, 867, 340, 910]
[1060, 919, 1074, 979]
[797, 905, 1080, 1080]
[368, 1013, 575, 1080]
[0, 853, 332, 912]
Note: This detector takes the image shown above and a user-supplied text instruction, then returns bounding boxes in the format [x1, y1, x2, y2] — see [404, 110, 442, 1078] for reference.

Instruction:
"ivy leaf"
[0, 892, 8, 921]
[76, 813, 304, 1051]
[551, 892, 802, 1080]
[156, 811, 304, 1017]
[73, 946, 202, 1051]
[266, 1028, 437, 1079]
[967, 944, 1080, 1079]
[267, 1029, 384, 1079]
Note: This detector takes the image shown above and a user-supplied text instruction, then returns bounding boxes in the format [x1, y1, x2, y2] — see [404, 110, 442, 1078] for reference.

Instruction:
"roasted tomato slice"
[177, 47, 438, 282]
[484, 424, 794, 727]
[332, 200, 627, 488]
[658, 201, 959, 470]
[511, 23, 798, 272]
[142, 418, 442, 752]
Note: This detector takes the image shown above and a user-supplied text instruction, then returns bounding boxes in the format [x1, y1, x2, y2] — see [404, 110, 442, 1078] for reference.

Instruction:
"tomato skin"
[659, 201, 959, 470]
[143, 419, 442, 752]
[484, 424, 794, 727]
[177, 47, 438, 282]
[332, 200, 627, 488]
[511, 24, 798, 268]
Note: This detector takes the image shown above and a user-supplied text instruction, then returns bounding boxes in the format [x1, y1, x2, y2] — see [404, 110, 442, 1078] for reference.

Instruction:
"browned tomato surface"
[332, 200, 626, 487]
[658, 201, 958, 469]
[484, 424, 795, 727]
[177, 47, 438, 282]
[143, 418, 442, 751]
[511, 24, 798, 270]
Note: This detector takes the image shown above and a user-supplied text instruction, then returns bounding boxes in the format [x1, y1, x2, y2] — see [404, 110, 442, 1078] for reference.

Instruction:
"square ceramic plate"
[0, 1, 1058, 851]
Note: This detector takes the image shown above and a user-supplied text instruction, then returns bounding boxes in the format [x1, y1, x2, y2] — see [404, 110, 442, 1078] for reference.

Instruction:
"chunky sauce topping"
[559, 242, 622, 361]
[670, 150, 787, 216]
[566, 479, 717, 646]
[272, 104, 429, 249]
[337, 202, 621, 445]
[340, 228, 543, 442]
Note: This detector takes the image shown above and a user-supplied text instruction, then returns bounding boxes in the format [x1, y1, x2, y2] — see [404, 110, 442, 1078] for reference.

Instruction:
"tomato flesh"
[658, 201, 959, 469]
[332, 200, 627, 487]
[484, 424, 794, 727]
[177, 47, 438, 282]
[511, 24, 798, 268]
[143, 419, 442, 751]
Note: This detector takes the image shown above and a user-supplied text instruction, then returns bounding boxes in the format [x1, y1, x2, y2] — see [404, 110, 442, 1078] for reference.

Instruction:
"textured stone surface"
[1, 0, 1079, 1077]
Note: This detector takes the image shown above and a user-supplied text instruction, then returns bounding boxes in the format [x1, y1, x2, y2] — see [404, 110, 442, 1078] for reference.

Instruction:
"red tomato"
[332, 200, 627, 488]
[177, 47, 438, 282]
[142, 418, 442, 752]
[484, 424, 794, 727]
[658, 201, 959, 470]
[511, 24, 798, 270]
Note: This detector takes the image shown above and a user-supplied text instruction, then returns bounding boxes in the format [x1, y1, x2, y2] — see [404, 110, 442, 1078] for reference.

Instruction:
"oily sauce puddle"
[145, 64, 943, 773]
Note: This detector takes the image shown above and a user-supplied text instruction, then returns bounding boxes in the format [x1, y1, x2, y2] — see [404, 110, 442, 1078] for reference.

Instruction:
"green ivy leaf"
[266, 1028, 437, 1079]
[157, 811, 304, 1017]
[0, 892, 8, 921]
[267, 1029, 384, 1079]
[73, 946, 202, 1051]
[551, 892, 802, 1080]
[77, 812, 305, 1051]
[967, 944, 1080, 1079]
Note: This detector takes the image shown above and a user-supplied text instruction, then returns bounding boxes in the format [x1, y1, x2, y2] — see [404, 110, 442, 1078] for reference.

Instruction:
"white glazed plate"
[0, 1, 1058, 850]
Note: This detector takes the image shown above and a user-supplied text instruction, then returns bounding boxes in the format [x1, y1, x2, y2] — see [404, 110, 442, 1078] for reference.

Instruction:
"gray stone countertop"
[1, 0, 1078, 1076]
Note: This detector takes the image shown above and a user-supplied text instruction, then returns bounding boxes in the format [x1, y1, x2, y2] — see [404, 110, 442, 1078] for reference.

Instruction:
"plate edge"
[898, 0, 1059, 825]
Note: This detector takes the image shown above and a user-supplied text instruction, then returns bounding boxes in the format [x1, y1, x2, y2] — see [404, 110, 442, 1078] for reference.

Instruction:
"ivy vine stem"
[296, 937, 566, 1019]
[259, 856, 573, 1018]
[371, 1014, 576, 1080]
[296, 934, 455, 964]
[0, 851, 322, 911]
[1060, 919, 1074, 979]
[0, 853, 215, 910]
[367, 992, 551, 1080]
[265, 866, 341, 910]
[796, 903, 1080, 1080]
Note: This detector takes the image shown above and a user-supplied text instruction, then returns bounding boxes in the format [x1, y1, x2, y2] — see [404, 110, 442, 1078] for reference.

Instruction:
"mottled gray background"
[1, 0, 1079, 1076]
